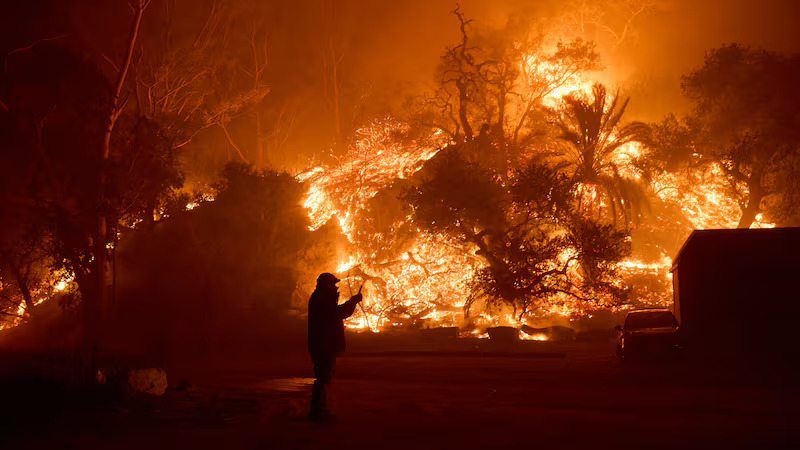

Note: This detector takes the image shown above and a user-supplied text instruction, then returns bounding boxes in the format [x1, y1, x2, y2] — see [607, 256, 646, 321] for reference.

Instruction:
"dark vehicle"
[615, 309, 682, 360]
[486, 326, 519, 342]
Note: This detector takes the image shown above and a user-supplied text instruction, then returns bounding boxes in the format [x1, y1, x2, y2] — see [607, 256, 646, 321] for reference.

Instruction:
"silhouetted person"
[307, 272, 363, 420]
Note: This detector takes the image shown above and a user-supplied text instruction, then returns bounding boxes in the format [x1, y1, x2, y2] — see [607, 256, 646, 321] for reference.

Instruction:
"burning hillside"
[3, 3, 800, 448]
[291, 15, 787, 332]
[2, 1, 798, 342]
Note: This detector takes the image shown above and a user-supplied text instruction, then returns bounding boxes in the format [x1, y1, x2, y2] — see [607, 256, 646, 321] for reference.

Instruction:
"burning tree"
[408, 147, 630, 321]
[644, 44, 800, 229]
[297, 10, 800, 329]
[410, 6, 602, 174]
[682, 45, 800, 228]
[299, 119, 465, 329]
[0, 205, 52, 325]
[297, 8, 640, 329]
[555, 83, 650, 226]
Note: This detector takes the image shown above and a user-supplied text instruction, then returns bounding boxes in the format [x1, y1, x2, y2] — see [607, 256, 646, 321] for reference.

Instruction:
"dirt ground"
[4, 337, 799, 450]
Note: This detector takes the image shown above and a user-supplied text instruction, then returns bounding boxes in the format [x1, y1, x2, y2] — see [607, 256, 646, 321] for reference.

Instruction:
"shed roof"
[670, 227, 800, 272]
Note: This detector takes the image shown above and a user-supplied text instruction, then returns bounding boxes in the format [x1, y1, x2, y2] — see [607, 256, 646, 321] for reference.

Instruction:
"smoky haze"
[337, 0, 800, 121]
[251, 0, 800, 165]
[3, 0, 799, 172]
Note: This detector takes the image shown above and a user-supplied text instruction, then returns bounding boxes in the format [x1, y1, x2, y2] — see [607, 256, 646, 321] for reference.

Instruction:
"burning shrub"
[410, 148, 630, 321]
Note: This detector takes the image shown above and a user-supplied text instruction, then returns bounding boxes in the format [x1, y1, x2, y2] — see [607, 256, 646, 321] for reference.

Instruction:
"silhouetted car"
[487, 326, 519, 342]
[615, 309, 683, 360]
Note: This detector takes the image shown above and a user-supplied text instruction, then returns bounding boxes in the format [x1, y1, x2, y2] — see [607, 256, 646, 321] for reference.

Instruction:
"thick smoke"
[335, 0, 800, 121]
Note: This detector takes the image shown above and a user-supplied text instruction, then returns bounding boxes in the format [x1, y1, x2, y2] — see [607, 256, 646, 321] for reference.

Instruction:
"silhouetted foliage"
[409, 148, 506, 238]
[648, 44, 800, 228]
[0, 41, 182, 332]
[410, 7, 602, 174]
[556, 83, 650, 226]
[352, 179, 416, 264]
[0, 43, 109, 319]
[0, 207, 52, 321]
[113, 163, 316, 361]
[407, 148, 630, 318]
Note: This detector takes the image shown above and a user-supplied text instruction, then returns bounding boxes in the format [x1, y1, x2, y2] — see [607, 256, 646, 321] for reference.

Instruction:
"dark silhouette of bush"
[111, 163, 315, 364]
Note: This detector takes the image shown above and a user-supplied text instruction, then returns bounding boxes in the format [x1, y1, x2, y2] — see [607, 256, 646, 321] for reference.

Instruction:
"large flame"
[298, 119, 442, 238]
[0, 269, 74, 331]
[297, 61, 768, 333]
[0, 37, 771, 335]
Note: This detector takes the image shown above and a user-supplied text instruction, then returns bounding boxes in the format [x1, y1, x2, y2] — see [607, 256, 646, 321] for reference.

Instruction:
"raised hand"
[352, 285, 364, 303]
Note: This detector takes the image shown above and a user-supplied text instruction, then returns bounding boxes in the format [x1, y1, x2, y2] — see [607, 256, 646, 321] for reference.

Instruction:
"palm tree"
[556, 83, 650, 226]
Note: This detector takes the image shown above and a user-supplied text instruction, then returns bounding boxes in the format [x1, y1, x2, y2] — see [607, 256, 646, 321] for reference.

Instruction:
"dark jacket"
[307, 288, 360, 356]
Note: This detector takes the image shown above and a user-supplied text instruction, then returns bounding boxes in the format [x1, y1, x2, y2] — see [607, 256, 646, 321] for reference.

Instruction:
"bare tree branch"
[7, 34, 68, 56]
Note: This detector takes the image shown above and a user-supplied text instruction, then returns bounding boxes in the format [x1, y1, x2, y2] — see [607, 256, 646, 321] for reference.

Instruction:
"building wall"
[674, 250, 800, 354]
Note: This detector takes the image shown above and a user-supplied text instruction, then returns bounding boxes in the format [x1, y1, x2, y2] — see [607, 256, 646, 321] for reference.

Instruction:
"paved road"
[8, 343, 800, 449]
[256, 351, 799, 449]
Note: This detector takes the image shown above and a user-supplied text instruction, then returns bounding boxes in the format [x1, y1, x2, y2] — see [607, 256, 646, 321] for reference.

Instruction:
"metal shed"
[670, 227, 800, 355]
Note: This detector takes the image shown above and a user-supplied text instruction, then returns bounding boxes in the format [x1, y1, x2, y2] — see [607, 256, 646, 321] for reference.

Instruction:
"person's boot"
[309, 381, 327, 420]
[308, 381, 332, 421]
[309, 381, 321, 418]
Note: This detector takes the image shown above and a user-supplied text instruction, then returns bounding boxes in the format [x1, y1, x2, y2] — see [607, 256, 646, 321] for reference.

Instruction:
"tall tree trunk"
[255, 110, 264, 167]
[736, 165, 764, 229]
[221, 123, 249, 163]
[737, 183, 764, 228]
[250, 24, 268, 167]
[92, 0, 150, 379]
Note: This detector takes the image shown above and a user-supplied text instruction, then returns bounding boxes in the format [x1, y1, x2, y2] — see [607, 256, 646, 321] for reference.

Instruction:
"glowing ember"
[0, 269, 75, 330]
[299, 118, 444, 238]
[651, 164, 774, 230]
[520, 332, 550, 341]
